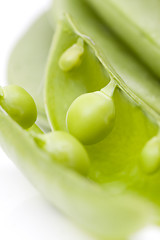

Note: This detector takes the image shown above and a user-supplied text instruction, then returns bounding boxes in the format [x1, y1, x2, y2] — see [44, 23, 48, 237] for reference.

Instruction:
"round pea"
[140, 136, 160, 174]
[40, 131, 90, 175]
[0, 85, 37, 129]
[66, 91, 115, 145]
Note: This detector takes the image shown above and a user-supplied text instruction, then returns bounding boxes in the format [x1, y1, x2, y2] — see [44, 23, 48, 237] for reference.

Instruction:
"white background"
[0, 1, 160, 239]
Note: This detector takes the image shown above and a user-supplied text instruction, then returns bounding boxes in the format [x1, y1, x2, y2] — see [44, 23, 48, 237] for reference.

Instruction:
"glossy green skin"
[85, 0, 160, 79]
[66, 92, 115, 145]
[36, 131, 90, 175]
[0, 85, 37, 129]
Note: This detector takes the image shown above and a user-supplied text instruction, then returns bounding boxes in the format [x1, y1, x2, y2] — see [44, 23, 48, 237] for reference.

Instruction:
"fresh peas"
[0, 85, 37, 129]
[66, 92, 115, 145]
[66, 81, 116, 145]
[4, 0, 160, 239]
[59, 38, 84, 72]
[0, 107, 157, 240]
[140, 136, 160, 174]
[34, 131, 90, 175]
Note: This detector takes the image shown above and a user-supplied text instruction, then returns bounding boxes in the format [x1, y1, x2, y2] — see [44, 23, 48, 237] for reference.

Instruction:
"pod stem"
[101, 79, 117, 97]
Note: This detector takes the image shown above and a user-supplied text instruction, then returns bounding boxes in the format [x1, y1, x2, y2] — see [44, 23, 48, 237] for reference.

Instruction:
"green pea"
[59, 38, 84, 71]
[66, 91, 115, 145]
[140, 136, 160, 174]
[35, 131, 90, 175]
[0, 85, 37, 129]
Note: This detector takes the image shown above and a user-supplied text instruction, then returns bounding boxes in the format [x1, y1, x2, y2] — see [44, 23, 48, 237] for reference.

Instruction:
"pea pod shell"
[85, 0, 160, 79]
[0, 109, 157, 239]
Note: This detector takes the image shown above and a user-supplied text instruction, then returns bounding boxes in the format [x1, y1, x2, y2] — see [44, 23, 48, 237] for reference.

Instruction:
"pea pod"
[45, 0, 160, 234]
[0, 107, 158, 240]
[49, 0, 160, 117]
[46, 5, 160, 198]
[85, 0, 160, 79]
[4, 0, 160, 239]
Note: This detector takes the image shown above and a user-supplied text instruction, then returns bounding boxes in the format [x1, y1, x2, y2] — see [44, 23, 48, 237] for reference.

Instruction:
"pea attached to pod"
[59, 38, 84, 72]
[0, 85, 37, 129]
[34, 131, 90, 175]
[66, 80, 116, 145]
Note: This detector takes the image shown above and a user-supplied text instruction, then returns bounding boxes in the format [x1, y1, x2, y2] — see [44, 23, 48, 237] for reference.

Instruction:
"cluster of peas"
[0, 82, 115, 175]
[1, 39, 160, 176]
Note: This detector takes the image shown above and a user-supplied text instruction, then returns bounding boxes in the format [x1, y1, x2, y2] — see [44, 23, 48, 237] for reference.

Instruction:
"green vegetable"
[66, 81, 116, 145]
[0, 85, 37, 129]
[45, 0, 160, 235]
[2, 0, 160, 239]
[85, 0, 160, 79]
[0, 108, 158, 240]
[33, 131, 90, 175]
[49, 0, 160, 122]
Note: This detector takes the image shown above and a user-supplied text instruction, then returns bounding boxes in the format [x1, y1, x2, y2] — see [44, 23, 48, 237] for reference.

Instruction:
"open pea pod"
[49, 0, 160, 117]
[45, 0, 160, 230]
[3, 0, 160, 239]
[85, 0, 160, 79]
[0, 109, 157, 240]
[7, 12, 53, 131]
